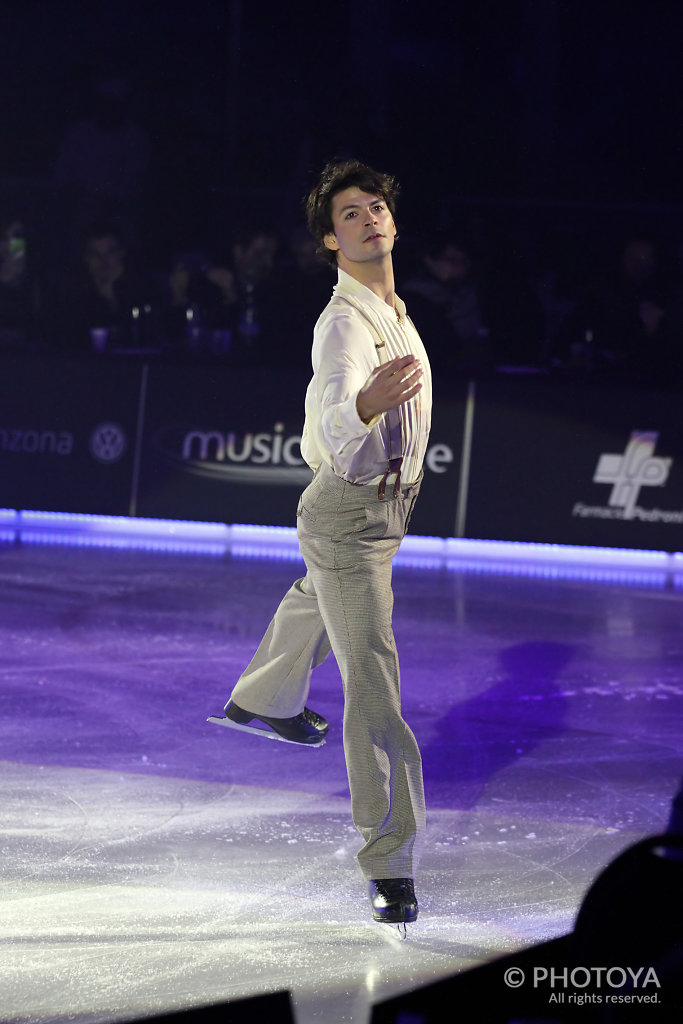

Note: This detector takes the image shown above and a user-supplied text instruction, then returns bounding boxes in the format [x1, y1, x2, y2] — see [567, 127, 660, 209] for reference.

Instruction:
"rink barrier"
[2, 352, 683, 553]
[2, 508, 683, 586]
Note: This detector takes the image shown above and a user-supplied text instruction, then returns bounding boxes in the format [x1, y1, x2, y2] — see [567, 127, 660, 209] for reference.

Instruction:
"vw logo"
[90, 423, 127, 463]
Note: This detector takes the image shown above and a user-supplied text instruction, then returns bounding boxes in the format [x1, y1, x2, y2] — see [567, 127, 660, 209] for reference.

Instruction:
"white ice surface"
[0, 760, 645, 1024]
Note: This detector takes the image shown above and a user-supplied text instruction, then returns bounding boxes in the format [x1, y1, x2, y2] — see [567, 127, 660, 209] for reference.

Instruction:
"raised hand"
[356, 354, 423, 423]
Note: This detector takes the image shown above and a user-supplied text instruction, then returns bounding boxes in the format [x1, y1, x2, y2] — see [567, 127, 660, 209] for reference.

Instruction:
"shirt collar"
[334, 267, 407, 324]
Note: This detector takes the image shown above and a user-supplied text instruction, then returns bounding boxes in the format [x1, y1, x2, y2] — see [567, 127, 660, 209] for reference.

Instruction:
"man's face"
[424, 245, 470, 284]
[84, 235, 125, 285]
[233, 233, 276, 283]
[323, 187, 396, 270]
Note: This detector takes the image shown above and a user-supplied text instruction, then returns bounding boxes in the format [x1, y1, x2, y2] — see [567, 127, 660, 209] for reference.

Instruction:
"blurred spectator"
[230, 222, 279, 353]
[52, 73, 149, 258]
[554, 234, 671, 381]
[50, 223, 154, 353]
[160, 248, 236, 355]
[271, 227, 334, 370]
[401, 232, 496, 376]
[176, 222, 282, 366]
[0, 212, 43, 348]
[401, 229, 545, 377]
[157, 223, 284, 360]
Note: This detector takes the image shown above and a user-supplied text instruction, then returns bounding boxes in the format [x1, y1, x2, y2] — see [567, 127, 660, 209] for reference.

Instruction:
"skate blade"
[378, 921, 410, 942]
[207, 716, 326, 748]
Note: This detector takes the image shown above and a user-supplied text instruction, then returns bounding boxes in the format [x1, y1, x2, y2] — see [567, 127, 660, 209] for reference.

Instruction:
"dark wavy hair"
[305, 159, 400, 267]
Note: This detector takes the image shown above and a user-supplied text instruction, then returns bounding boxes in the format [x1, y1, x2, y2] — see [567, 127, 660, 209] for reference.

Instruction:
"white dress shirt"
[300, 268, 432, 486]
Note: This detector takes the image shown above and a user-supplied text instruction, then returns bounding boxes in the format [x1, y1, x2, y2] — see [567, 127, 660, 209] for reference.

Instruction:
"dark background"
[3, 0, 683, 549]
[2, 0, 682, 233]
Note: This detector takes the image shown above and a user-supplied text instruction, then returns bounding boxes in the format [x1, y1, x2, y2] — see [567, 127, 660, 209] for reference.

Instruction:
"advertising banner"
[465, 377, 683, 551]
[0, 354, 141, 515]
[406, 383, 465, 538]
[135, 363, 466, 536]
[135, 363, 315, 526]
[5, 351, 679, 553]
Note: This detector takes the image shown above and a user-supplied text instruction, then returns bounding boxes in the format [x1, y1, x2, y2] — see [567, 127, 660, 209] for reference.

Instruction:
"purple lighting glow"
[1, 509, 681, 583]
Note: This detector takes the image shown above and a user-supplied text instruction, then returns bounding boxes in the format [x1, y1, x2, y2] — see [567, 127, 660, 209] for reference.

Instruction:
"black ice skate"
[369, 878, 418, 939]
[208, 700, 328, 747]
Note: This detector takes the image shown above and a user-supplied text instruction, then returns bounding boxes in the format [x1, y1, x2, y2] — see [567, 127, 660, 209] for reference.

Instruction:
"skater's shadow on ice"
[420, 641, 574, 808]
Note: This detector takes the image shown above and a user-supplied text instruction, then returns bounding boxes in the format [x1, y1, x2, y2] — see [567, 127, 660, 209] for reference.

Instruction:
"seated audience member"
[228, 222, 279, 359]
[401, 232, 495, 376]
[51, 223, 153, 352]
[176, 221, 282, 365]
[160, 248, 237, 353]
[0, 213, 42, 347]
[554, 233, 671, 381]
[269, 227, 334, 370]
[401, 230, 544, 377]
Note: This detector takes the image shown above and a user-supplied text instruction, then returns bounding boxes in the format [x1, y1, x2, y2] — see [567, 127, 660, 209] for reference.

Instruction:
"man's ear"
[323, 232, 339, 253]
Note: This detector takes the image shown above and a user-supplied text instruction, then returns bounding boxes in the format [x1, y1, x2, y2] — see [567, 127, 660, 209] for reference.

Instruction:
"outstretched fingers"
[357, 355, 423, 422]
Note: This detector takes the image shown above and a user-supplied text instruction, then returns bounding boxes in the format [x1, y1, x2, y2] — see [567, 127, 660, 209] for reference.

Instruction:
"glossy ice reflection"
[1, 541, 681, 1023]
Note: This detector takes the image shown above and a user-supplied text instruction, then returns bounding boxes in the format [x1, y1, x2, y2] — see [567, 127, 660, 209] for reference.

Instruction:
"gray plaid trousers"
[230, 461, 426, 879]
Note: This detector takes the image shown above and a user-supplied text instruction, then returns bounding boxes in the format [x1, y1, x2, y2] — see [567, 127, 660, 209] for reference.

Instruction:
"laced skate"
[369, 878, 418, 938]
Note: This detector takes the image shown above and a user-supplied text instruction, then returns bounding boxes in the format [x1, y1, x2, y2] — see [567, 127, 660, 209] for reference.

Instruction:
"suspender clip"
[377, 457, 403, 501]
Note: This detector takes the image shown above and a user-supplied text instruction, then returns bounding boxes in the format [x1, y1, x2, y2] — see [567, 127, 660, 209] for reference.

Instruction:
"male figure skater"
[212, 159, 432, 927]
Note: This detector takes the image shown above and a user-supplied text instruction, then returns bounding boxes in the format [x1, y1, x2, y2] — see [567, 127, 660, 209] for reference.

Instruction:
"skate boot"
[208, 700, 328, 747]
[369, 878, 418, 938]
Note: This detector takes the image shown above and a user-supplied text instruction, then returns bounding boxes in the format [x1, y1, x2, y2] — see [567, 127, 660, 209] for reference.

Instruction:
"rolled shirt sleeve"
[317, 313, 377, 452]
